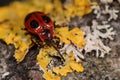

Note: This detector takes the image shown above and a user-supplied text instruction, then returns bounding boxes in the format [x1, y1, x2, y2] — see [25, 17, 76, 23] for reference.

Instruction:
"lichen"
[92, 5, 119, 21]
[37, 26, 85, 79]
[0, 0, 95, 79]
[55, 27, 85, 48]
[37, 47, 84, 80]
[60, 44, 84, 62]
[83, 20, 116, 57]
[0, 0, 94, 63]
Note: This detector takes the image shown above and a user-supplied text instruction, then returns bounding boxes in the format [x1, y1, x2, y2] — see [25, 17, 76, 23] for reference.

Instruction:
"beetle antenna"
[21, 27, 27, 30]
[52, 44, 65, 61]
[46, 40, 65, 61]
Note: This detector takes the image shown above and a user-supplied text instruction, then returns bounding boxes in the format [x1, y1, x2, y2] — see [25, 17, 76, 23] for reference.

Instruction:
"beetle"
[24, 11, 54, 42]
[24, 11, 65, 61]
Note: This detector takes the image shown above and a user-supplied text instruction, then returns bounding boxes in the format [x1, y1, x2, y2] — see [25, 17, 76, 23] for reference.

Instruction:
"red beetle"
[24, 11, 65, 61]
[24, 11, 54, 42]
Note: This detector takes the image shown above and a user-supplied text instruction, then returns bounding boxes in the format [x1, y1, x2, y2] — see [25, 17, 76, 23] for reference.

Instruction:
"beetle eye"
[30, 20, 39, 28]
[42, 15, 51, 23]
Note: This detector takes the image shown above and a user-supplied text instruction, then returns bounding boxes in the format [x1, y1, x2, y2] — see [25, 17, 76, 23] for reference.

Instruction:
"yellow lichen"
[0, 0, 96, 79]
[37, 48, 84, 79]
[55, 27, 85, 48]
[37, 46, 58, 70]
[43, 71, 60, 80]
[0, 23, 31, 62]
[37, 46, 62, 79]
[0, 24, 11, 39]
[36, 26, 85, 79]
[29, 0, 95, 24]
[63, 0, 92, 21]
[52, 53, 84, 76]
[4, 33, 31, 62]
[0, 0, 96, 24]
[53, 65, 72, 76]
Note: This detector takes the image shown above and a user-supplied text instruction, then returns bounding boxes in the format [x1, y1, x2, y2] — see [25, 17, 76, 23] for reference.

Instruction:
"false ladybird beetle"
[24, 11, 54, 42]
[24, 11, 65, 61]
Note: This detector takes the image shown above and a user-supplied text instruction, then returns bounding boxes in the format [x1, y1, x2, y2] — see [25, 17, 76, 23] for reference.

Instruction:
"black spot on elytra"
[30, 20, 39, 28]
[42, 15, 51, 23]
